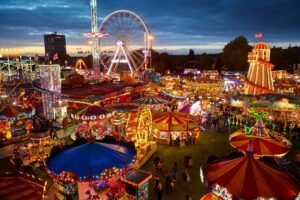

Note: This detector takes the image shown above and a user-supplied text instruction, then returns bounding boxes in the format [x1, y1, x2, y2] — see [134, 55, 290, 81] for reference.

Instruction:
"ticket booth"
[121, 169, 152, 200]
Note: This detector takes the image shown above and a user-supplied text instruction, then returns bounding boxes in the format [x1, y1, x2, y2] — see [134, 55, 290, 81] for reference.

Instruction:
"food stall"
[0, 105, 33, 141]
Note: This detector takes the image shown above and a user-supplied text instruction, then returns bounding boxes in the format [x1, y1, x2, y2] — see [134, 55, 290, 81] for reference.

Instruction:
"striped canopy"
[229, 119, 290, 157]
[152, 112, 198, 132]
[133, 96, 168, 105]
[229, 131, 289, 157]
[0, 105, 30, 120]
[202, 154, 300, 200]
[71, 105, 111, 121]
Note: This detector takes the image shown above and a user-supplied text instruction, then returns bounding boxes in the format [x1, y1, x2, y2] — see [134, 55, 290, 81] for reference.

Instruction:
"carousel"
[201, 153, 300, 200]
[152, 112, 200, 145]
[46, 137, 136, 200]
[229, 119, 291, 157]
[71, 104, 113, 140]
[133, 95, 168, 111]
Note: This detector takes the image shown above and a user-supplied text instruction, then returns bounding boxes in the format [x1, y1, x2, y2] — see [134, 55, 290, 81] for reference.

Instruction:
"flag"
[255, 33, 263, 38]
[44, 53, 49, 61]
[53, 53, 58, 60]
[34, 54, 39, 62]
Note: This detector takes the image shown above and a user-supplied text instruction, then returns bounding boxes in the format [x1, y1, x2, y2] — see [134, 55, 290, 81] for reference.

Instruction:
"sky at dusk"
[0, 0, 299, 55]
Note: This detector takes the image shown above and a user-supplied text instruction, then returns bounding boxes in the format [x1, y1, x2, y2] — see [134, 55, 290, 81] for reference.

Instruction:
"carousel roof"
[229, 119, 290, 157]
[133, 96, 168, 105]
[72, 104, 110, 121]
[254, 42, 269, 50]
[152, 112, 198, 131]
[47, 142, 136, 180]
[202, 154, 300, 200]
[0, 105, 30, 119]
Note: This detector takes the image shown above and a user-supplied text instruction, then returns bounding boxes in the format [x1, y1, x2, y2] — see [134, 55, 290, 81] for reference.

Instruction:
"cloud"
[0, 0, 299, 54]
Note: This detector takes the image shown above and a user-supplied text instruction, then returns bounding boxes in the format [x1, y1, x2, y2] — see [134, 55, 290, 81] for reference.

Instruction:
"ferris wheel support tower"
[90, 0, 100, 72]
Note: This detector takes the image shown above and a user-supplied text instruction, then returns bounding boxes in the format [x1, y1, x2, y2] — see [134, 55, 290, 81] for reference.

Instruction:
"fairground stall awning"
[71, 104, 112, 121]
[0, 105, 31, 121]
[229, 119, 290, 157]
[201, 154, 300, 200]
[133, 96, 168, 105]
[47, 141, 136, 181]
[152, 112, 198, 132]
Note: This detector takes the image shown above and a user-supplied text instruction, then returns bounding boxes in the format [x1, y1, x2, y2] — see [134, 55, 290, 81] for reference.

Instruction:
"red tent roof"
[72, 105, 111, 121]
[254, 42, 269, 50]
[229, 131, 289, 157]
[202, 154, 300, 200]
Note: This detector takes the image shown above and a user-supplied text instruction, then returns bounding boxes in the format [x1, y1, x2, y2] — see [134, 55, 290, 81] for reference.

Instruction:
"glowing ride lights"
[244, 42, 275, 95]
[99, 10, 151, 76]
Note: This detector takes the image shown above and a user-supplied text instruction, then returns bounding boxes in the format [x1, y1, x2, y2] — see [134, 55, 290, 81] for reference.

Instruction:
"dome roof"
[254, 42, 269, 50]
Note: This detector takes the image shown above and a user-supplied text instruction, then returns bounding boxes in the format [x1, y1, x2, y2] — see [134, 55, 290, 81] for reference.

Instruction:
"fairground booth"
[46, 137, 137, 200]
[121, 169, 152, 200]
[0, 105, 33, 141]
[152, 112, 200, 145]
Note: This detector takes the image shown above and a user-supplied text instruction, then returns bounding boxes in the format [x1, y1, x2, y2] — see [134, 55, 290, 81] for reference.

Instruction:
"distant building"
[44, 32, 66, 59]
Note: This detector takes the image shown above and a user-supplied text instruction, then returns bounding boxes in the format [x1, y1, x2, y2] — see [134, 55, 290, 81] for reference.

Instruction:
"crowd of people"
[153, 152, 193, 200]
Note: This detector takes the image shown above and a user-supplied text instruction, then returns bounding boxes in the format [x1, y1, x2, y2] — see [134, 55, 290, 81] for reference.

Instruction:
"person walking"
[155, 180, 164, 200]
[165, 174, 172, 195]
[183, 169, 191, 182]
[153, 152, 161, 173]
[186, 194, 192, 200]
[171, 162, 178, 181]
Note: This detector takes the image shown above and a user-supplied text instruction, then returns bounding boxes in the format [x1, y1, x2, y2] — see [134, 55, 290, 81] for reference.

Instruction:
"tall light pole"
[90, 0, 100, 73]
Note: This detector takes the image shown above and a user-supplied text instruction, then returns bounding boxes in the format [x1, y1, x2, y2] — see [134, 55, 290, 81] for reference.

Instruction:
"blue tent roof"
[47, 142, 135, 179]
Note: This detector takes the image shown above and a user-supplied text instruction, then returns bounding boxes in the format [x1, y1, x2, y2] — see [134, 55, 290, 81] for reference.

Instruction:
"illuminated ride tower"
[244, 42, 275, 95]
[81, 0, 107, 78]
[39, 65, 62, 120]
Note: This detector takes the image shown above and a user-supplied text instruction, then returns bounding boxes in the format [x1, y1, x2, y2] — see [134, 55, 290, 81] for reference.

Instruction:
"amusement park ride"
[82, 0, 153, 78]
[99, 10, 152, 76]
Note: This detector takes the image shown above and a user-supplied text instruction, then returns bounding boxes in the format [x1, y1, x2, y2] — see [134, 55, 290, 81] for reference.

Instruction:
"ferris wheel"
[99, 10, 151, 76]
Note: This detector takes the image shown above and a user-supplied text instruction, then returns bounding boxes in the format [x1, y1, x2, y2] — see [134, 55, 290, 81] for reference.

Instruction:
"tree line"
[151, 36, 300, 73]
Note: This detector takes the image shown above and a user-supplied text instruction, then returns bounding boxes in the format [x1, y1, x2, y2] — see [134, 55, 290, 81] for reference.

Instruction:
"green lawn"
[141, 126, 237, 200]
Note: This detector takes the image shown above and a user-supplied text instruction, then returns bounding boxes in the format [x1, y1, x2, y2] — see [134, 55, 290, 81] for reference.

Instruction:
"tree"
[222, 36, 251, 71]
[188, 49, 195, 61]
